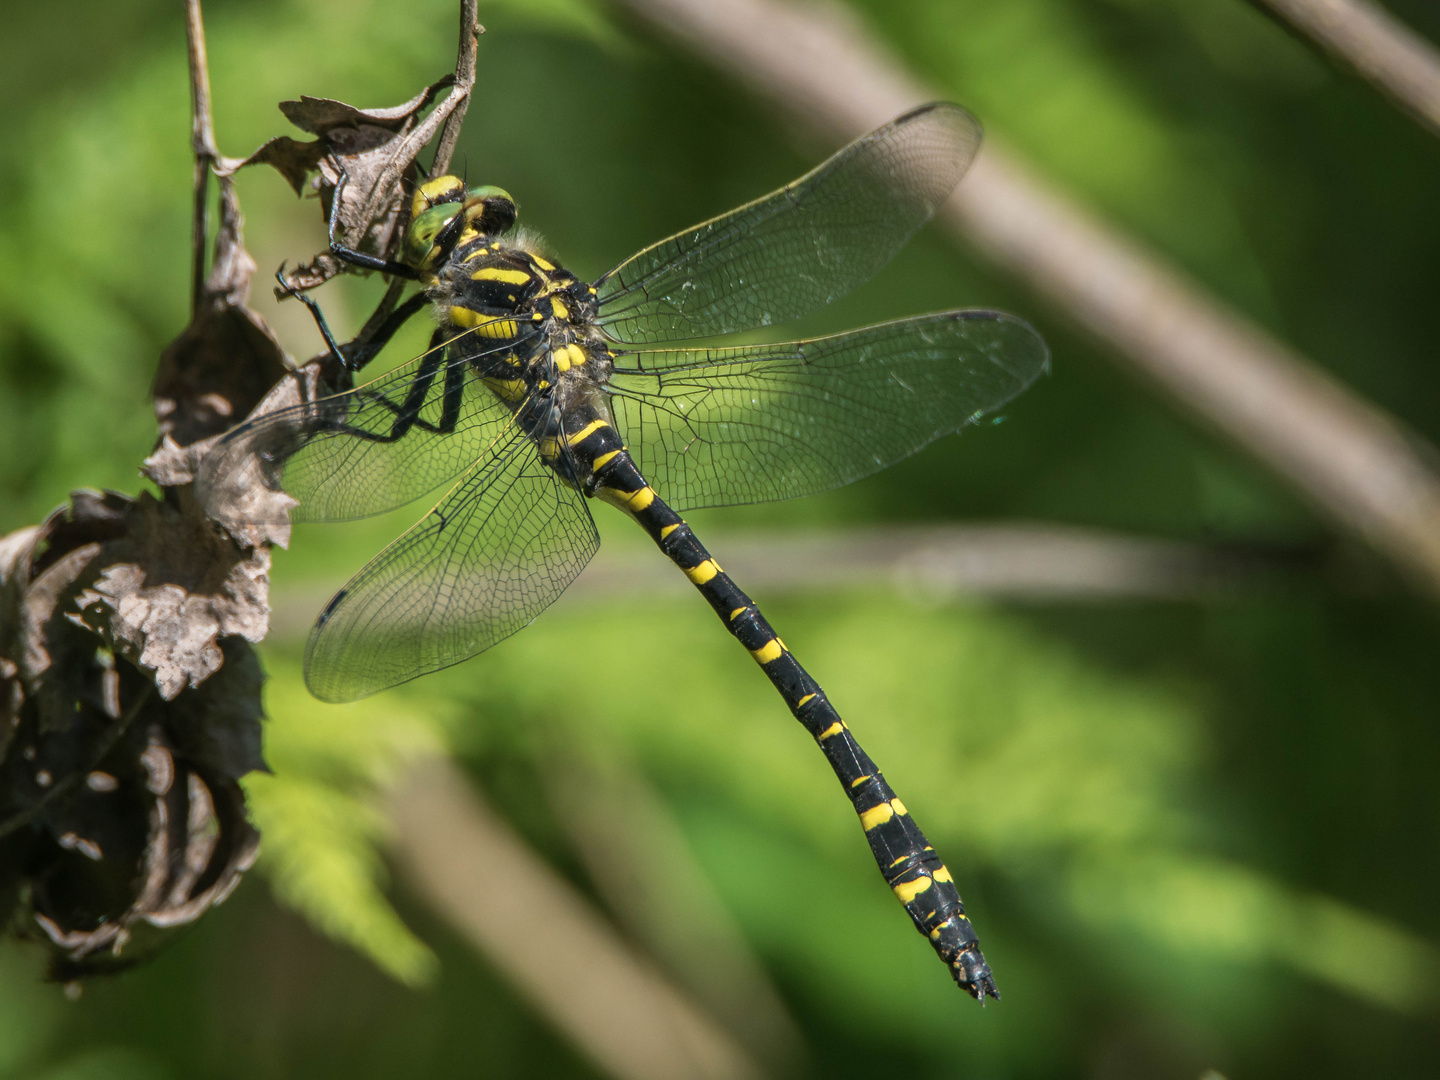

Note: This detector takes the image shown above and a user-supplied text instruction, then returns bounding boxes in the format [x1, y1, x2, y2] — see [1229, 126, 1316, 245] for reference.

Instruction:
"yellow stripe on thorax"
[471, 267, 531, 286]
[551, 343, 587, 373]
[481, 376, 527, 403]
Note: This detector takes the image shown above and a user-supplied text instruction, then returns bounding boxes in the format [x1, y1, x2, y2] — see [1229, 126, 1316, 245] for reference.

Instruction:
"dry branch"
[1250, 0, 1440, 138]
[431, 0, 483, 177]
[542, 755, 806, 1072]
[265, 521, 1325, 642]
[390, 757, 765, 1080]
[613, 0, 1440, 601]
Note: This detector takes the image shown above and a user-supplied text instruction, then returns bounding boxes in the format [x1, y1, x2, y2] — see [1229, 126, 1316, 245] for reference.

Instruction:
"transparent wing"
[195, 326, 539, 525]
[594, 103, 982, 344]
[304, 421, 600, 702]
[605, 310, 1048, 511]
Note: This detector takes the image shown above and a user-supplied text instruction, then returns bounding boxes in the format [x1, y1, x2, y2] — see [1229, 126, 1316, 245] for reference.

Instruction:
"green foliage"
[435, 593, 1439, 1039]
[4, 0, 1440, 1077]
[242, 660, 452, 987]
[20, 1050, 171, 1080]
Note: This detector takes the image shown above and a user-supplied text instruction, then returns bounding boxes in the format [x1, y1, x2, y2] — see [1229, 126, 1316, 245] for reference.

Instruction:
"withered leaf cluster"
[0, 4, 474, 978]
[0, 491, 262, 977]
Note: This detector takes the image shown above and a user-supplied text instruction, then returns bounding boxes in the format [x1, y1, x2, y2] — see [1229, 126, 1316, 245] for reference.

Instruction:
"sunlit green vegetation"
[4, 0, 1440, 1076]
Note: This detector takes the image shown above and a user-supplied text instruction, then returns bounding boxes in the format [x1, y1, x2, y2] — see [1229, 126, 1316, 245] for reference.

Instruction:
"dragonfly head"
[403, 176, 517, 270]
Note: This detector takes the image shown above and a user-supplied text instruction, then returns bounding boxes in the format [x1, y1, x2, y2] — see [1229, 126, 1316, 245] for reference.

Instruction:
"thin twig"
[1250, 0, 1440, 139]
[354, 0, 480, 346]
[355, 0, 480, 243]
[267, 523, 1326, 641]
[390, 757, 764, 1080]
[432, 0, 482, 176]
[184, 0, 218, 316]
[613, 0, 1440, 601]
[543, 754, 807, 1072]
[0, 685, 155, 841]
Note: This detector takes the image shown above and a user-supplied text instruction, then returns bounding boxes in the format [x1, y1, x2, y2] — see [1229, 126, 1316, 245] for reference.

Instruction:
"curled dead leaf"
[0, 495, 263, 976]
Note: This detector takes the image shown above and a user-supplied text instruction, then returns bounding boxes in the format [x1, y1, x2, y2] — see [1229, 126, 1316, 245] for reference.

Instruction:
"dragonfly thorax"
[434, 242, 597, 333]
[429, 239, 614, 439]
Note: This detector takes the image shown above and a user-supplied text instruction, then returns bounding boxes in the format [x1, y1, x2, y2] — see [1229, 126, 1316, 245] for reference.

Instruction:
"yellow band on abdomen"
[684, 559, 721, 585]
[892, 876, 934, 905]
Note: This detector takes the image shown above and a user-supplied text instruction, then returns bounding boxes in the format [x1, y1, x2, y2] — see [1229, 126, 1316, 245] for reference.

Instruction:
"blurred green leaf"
[20, 1049, 171, 1080]
[5, 0, 1440, 1076]
[243, 658, 452, 987]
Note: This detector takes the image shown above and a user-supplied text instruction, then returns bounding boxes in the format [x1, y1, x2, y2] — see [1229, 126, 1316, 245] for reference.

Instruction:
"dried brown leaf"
[28, 722, 260, 977]
[225, 135, 328, 197]
[220, 75, 467, 292]
[68, 491, 270, 700]
[4, 0, 483, 978]
[277, 80, 452, 134]
[176, 358, 337, 550]
[0, 488, 264, 974]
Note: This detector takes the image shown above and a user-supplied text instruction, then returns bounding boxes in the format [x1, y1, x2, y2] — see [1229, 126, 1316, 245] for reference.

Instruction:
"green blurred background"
[3, 0, 1440, 1076]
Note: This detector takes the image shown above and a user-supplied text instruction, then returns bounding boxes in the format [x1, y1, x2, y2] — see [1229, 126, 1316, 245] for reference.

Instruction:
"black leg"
[277, 265, 430, 376]
[343, 291, 432, 373]
[328, 243, 421, 280]
[326, 167, 423, 281]
[276, 267, 346, 367]
[342, 339, 444, 443]
[435, 332, 465, 433]
[332, 329, 466, 445]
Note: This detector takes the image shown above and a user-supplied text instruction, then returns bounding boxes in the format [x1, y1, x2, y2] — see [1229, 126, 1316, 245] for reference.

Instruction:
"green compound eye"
[410, 175, 466, 221]
[402, 202, 463, 267]
[462, 185, 516, 236]
[401, 184, 517, 267]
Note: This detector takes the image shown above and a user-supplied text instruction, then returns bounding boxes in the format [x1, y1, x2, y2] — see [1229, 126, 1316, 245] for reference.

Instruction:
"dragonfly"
[198, 102, 1048, 1001]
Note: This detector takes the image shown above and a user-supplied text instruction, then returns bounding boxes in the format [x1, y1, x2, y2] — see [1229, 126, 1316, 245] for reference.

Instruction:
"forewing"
[303, 422, 600, 702]
[594, 103, 982, 344]
[605, 311, 1048, 510]
[195, 328, 537, 526]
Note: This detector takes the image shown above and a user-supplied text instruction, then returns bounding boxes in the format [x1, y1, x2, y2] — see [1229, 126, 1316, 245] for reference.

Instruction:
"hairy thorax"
[429, 236, 618, 477]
